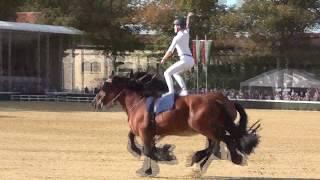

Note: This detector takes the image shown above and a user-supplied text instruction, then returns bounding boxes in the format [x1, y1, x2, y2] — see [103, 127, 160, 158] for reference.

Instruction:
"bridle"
[103, 89, 125, 108]
[101, 89, 145, 113]
[98, 72, 160, 111]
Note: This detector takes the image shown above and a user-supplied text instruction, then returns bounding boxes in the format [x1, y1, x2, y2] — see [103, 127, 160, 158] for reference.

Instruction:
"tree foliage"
[136, 0, 223, 51]
[0, 0, 24, 21]
[221, 0, 320, 49]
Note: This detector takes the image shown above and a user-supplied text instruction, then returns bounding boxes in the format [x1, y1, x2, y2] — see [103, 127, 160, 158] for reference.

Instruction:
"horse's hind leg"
[188, 139, 212, 167]
[223, 135, 243, 165]
[188, 138, 216, 172]
[127, 131, 142, 157]
[188, 149, 207, 167]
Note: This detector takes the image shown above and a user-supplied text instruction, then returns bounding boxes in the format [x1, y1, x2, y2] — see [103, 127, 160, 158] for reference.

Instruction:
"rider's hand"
[187, 12, 194, 17]
[160, 59, 165, 64]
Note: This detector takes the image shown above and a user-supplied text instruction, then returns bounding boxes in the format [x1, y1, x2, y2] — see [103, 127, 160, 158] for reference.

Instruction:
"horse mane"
[110, 72, 167, 97]
[129, 72, 168, 97]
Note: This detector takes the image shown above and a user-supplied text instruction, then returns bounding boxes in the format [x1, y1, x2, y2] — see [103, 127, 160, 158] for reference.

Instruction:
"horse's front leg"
[127, 131, 142, 157]
[137, 137, 160, 176]
[188, 139, 213, 167]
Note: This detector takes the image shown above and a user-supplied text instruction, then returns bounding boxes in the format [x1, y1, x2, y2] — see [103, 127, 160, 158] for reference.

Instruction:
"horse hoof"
[169, 154, 177, 161]
[145, 168, 152, 176]
[136, 167, 154, 177]
[240, 154, 248, 166]
[231, 154, 243, 165]
[189, 170, 202, 178]
[191, 163, 201, 173]
[185, 153, 195, 167]
[162, 144, 173, 151]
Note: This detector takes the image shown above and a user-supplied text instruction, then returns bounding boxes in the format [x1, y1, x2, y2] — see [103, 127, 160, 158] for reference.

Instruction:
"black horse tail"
[234, 103, 260, 155]
[234, 103, 247, 135]
[217, 100, 260, 155]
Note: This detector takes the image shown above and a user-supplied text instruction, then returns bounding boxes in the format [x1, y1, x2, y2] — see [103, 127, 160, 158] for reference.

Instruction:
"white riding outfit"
[164, 29, 195, 96]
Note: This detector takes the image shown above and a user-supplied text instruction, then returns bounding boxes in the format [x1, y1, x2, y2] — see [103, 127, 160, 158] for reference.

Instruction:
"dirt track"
[0, 102, 319, 180]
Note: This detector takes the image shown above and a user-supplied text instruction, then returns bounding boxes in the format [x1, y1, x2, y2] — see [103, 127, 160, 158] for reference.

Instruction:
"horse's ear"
[108, 70, 115, 79]
[128, 69, 134, 79]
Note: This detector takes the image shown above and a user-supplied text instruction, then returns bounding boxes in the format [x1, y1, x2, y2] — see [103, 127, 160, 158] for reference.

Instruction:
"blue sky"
[226, 0, 237, 6]
[219, 0, 243, 7]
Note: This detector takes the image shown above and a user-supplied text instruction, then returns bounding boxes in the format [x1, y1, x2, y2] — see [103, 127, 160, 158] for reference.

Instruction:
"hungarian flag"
[192, 40, 197, 64]
[192, 40, 201, 64]
[193, 40, 213, 65]
[201, 40, 206, 64]
[204, 40, 213, 65]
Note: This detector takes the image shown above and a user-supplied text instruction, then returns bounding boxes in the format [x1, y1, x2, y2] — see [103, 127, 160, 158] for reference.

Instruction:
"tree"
[222, 0, 320, 67]
[215, 0, 320, 89]
[69, 0, 143, 75]
[0, 0, 24, 21]
[137, 0, 223, 44]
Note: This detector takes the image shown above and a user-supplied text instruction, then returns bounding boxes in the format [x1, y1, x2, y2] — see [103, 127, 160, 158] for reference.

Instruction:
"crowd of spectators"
[193, 88, 320, 102]
[1, 78, 320, 102]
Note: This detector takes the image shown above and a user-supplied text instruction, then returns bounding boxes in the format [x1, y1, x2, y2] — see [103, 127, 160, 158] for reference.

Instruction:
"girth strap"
[146, 97, 156, 126]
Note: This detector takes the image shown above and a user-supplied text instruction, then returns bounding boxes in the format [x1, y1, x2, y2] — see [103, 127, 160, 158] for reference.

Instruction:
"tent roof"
[0, 21, 83, 35]
[240, 69, 320, 88]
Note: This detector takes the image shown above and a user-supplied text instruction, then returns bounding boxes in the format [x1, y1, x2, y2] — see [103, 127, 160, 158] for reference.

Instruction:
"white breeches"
[164, 56, 195, 93]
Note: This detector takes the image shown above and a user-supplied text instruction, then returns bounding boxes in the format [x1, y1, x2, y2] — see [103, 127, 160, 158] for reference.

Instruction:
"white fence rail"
[10, 95, 94, 103]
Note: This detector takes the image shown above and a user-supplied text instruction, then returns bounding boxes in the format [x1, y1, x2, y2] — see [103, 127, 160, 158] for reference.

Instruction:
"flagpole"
[192, 40, 196, 93]
[205, 35, 208, 93]
[196, 35, 199, 94]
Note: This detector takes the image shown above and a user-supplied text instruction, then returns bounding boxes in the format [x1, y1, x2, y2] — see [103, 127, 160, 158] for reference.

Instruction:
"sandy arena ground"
[0, 101, 319, 180]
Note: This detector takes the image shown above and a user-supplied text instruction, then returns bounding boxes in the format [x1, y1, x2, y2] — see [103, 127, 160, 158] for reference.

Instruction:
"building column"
[81, 37, 84, 91]
[37, 32, 41, 91]
[46, 34, 50, 91]
[8, 31, 12, 91]
[59, 36, 64, 91]
[0, 32, 3, 76]
[71, 37, 75, 91]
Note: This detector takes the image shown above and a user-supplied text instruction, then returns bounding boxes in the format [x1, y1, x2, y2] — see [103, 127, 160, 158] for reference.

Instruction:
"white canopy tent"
[240, 69, 320, 89]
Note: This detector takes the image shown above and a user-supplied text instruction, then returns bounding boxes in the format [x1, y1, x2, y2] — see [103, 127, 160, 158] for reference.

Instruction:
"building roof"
[240, 69, 320, 88]
[0, 20, 83, 35]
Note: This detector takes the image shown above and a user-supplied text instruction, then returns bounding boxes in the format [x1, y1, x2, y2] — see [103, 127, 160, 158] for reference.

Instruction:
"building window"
[82, 62, 91, 72]
[91, 62, 101, 72]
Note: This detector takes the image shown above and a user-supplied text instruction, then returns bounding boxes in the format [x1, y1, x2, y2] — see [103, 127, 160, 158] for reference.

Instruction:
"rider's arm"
[186, 12, 193, 30]
[161, 34, 181, 64]
[160, 51, 173, 64]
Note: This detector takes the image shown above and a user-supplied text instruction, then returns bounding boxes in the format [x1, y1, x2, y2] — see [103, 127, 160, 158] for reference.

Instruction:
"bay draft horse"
[92, 72, 260, 176]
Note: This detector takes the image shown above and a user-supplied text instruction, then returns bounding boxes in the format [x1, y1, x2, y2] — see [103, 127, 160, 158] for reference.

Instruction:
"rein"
[105, 89, 124, 107]
[127, 97, 145, 113]
[105, 89, 144, 113]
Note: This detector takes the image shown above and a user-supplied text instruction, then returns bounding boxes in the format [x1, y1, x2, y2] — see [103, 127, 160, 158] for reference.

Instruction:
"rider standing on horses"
[160, 12, 195, 96]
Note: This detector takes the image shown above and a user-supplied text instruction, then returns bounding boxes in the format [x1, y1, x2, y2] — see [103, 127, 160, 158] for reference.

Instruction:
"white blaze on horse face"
[97, 90, 106, 104]
[105, 79, 112, 83]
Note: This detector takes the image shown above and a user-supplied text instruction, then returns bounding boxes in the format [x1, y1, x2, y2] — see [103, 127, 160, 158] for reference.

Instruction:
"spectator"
[84, 86, 89, 94]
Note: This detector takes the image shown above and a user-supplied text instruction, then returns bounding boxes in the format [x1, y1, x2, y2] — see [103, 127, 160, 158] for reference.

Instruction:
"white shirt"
[167, 29, 192, 57]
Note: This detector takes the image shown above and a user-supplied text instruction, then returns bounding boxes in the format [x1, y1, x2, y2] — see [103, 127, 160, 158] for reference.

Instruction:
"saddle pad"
[145, 94, 175, 115]
[155, 93, 175, 114]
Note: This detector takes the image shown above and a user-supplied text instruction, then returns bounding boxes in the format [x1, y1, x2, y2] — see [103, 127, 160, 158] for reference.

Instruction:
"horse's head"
[92, 76, 129, 111]
[92, 71, 167, 110]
